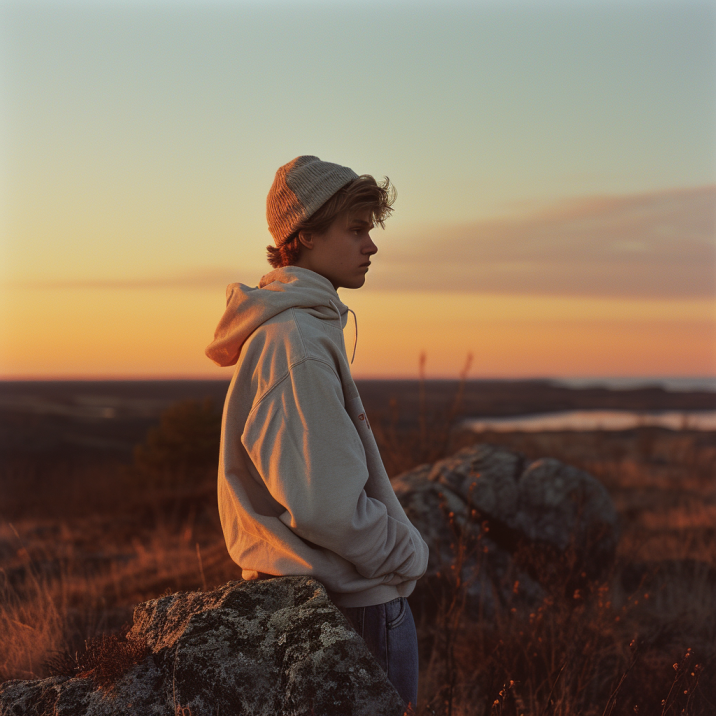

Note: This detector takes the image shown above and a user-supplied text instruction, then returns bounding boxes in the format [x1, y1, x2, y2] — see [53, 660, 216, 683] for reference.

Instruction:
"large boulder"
[394, 443, 618, 616]
[0, 577, 406, 716]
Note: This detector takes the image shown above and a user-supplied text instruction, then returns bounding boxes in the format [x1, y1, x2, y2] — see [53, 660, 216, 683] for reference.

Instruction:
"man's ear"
[297, 231, 314, 251]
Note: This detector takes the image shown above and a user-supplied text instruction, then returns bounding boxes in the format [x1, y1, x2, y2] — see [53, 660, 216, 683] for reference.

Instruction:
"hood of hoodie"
[205, 266, 350, 367]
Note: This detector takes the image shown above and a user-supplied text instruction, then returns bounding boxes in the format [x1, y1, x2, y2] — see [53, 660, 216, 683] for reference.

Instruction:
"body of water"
[465, 409, 716, 433]
[551, 377, 716, 392]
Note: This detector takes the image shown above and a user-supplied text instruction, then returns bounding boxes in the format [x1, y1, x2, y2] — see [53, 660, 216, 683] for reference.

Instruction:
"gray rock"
[0, 578, 406, 716]
[514, 458, 618, 565]
[393, 443, 618, 615]
[430, 444, 523, 519]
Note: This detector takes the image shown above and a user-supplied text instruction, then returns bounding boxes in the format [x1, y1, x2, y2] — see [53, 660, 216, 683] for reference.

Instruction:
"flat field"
[1, 381, 714, 714]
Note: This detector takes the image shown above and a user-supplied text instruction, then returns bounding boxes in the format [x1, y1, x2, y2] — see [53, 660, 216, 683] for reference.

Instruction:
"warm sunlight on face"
[294, 210, 378, 290]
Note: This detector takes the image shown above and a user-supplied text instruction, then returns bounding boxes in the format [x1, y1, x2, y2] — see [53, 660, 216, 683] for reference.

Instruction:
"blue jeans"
[339, 597, 419, 709]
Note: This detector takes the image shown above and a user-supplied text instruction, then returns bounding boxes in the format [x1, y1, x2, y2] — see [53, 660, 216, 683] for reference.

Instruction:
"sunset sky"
[1, 0, 714, 379]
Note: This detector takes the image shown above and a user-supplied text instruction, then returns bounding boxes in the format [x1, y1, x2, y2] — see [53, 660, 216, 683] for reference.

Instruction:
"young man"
[205, 156, 429, 707]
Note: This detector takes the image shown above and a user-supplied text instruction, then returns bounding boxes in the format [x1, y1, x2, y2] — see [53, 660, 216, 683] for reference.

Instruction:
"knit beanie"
[266, 156, 359, 246]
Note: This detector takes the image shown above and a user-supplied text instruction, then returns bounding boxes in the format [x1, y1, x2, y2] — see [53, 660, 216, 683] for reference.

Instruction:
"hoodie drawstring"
[348, 308, 358, 364]
[329, 301, 359, 364]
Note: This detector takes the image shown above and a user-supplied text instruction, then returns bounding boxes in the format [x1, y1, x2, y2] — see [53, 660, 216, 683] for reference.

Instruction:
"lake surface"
[1, 380, 714, 459]
[551, 377, 716, 392]
[465, 409, 716, 432]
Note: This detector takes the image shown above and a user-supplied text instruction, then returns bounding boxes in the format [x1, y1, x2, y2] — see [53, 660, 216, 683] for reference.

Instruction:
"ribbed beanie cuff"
[267, 156, 359, 245]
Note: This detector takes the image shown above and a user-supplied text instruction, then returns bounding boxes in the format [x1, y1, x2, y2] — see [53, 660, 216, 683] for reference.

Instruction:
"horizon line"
[1, 374, 714, 382]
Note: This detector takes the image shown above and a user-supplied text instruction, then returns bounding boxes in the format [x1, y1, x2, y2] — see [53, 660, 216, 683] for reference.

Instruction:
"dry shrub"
[133, 397, 221, 486]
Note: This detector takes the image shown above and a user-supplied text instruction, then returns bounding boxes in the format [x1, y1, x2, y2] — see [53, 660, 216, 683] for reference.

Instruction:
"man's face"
[299, 209, 378, 290]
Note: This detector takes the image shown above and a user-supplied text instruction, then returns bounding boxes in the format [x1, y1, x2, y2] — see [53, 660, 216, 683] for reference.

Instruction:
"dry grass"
[412, 519, 714, 716]
[1, 389, 715, 714]
[0, 476, 237, 683]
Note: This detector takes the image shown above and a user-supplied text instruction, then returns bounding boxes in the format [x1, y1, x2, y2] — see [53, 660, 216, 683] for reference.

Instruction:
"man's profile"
[205, 155, 429, 707]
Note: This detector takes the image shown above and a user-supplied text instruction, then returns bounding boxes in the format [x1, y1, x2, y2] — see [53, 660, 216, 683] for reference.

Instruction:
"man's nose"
[364, 236, 378, 255]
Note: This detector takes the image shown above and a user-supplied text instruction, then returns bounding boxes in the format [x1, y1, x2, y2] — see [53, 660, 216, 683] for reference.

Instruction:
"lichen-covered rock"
[393, 443, 618, 615]
[0, 578, 406, 716]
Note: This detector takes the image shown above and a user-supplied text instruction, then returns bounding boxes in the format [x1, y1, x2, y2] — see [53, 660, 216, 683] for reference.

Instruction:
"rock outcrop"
[393, 443, 618, 615]
[1, 443, 619, 714]
[0, 577, 406, 716]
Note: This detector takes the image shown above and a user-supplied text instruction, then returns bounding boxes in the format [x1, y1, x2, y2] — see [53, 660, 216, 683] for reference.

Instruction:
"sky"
[1, 0, 714, 379]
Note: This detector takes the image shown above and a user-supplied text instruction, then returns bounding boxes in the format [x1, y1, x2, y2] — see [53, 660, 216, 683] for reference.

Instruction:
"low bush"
[133, 398, 221, 486]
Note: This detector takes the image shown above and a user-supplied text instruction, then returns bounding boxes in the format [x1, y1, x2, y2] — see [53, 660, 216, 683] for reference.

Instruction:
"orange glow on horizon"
[1, 287, 713, 380]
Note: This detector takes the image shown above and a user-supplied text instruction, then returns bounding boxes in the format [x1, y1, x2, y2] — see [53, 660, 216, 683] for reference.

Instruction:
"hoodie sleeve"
[241, 358, 423, 581]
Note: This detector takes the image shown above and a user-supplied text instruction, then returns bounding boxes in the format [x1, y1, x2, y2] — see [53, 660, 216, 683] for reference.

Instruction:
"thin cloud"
[373, 186, 716, 299]
[6, 187, 714, 300]
[6, 268, 241, 291]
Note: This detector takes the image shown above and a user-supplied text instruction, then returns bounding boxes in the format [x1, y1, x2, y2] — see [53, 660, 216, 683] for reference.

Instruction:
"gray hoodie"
[206, 266, 429, 607]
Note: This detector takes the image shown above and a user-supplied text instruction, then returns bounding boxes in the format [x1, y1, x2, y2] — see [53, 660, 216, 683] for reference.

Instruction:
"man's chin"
[335, 273, 367, 290]
[344, 276, 366, 290]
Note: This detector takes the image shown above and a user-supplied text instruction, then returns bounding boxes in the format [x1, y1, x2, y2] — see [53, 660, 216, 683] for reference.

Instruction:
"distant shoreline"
[1, 378, 714, 461]
[1, 376, 715, 391]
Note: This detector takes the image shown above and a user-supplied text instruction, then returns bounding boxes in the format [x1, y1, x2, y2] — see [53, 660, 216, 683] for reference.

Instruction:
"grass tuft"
[74, 633, 149, 689]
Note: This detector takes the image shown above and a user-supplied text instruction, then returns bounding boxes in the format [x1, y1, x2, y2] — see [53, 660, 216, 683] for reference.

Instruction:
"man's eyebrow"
[350, 219, 374, 229]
